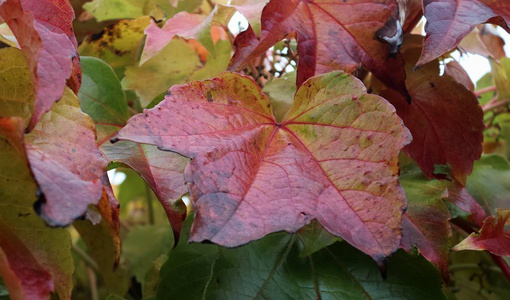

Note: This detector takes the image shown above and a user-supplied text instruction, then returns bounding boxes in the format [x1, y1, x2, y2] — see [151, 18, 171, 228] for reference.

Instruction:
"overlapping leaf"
[141, 5, 234, 64]
[379, 36, 484, 184]
[229, 0, 409, 98]
[399, 164, 452, 280]
[157, 215, 447, 299]
[78, 17, 151, 78]
[79, 56, 189, 235]
[123, 38, 231, 106]
[116, 71, 411, 262]
[453, 209, 510, 256]
[0, 117, 74, 300]
[418, 0, 510, 66]
[0, 0, 81, 130]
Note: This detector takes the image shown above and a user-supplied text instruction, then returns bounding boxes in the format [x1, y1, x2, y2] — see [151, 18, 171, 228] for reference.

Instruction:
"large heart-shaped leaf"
[228, 0, 409, 98]
[0, 0, 81, 131]
[116, 71, 411, 262]
[156, 215, 447, 299]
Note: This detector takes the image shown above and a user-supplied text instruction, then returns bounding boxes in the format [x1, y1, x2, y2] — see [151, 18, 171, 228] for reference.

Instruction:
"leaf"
[445, 181, 487, 227]
[262, 71, 296, 122]
[491, 57, 510, 101]
[453, 209, 510, 256]
[418, 0, 510, 67]
[448, 247, 510, 299]
[74, 216, 130, 297]
[0, 48, 34, 123]
[229, 0, 269, 34]
[379, 36, 484, 184]
[83, 0, 147, 21]
[228, 0, 409, 98]
[156, 215, 447, 299]
[122, 225, 173, 283]
[445, 60, 475, 91]
[466, 155, 510, 215]
[297, 220, 339, 257]
[78, 17, 151, 78]
[116, 71, 411, 262]
[399, 163, 452, 281]
[0, 0, 81, 131]
[0, 117, 74, 299]
[140, 5, 235, 64]
[25, 87, 107, 226]
[78, 56, 189, 236]
[459, 25, 507, 60]
[123, 38, 232, 106]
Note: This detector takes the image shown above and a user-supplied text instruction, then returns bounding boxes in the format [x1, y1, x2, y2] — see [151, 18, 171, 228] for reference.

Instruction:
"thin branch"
[87, 267, 99, 300]
[482, 97, 510, 113]
[475, 85, 496, 97]
[72, 244, 98, 272]
[145, 183, 155, 225]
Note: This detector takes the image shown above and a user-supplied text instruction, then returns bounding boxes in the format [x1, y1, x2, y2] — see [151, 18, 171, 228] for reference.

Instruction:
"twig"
[145, 184, 155, 225]
[87, 267, 99, 300]
[475, 85, 496, 97]
[72, 244, 98, 272]
[482, 97, 510, 113]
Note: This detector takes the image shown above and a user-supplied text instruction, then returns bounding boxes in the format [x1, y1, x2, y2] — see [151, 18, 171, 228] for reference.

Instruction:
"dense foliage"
[0, 0, 509, 299]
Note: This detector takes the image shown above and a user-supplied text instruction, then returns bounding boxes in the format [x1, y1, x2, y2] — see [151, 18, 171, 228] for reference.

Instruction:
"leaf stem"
[482, 97, 510, 113]
[87, 267, 99, 300]
[145, 184, 155, 225]
[72, 244, 98, 272]
[475, 85, 496, 97]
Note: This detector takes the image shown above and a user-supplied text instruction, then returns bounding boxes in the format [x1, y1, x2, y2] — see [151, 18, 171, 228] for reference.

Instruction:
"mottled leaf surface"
[0, 48, 34, 122]
[25, 88, 107, 226]
[453, 209, 510, 256]
[229, 0, 409, 97]
[156, 215, 446, 300]
[0, 0, 81, 130]
[79, 57, 188, 235]
[380, 38, 484, 183]
[0, 117, 74, 300]
[399, 164, 452, 280]
[419, 0, 510, 66]
[117, 71, 411, 262]
[466, 155, 510, 215]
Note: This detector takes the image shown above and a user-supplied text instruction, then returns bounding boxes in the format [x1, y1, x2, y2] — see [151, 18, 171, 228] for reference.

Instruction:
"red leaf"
[0, 0, 81, 131]
[116, 71, 411, 262]
[418, 0, 510, 67]
[228, 0, 409, 98]
[399, 166, 452, 282]
[453, 209, 510, 256]
[25, 88, 107, 226]
[446, 181, 487, 226]
[444, 60, 475, 91]
[0, 223, 53, 300]
[380, 37, 484, 184]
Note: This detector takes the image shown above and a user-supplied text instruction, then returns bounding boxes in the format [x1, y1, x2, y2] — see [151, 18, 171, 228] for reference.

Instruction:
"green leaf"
[0, 48, 34, 123]
[297, 220, 339, 258]
[262, 71, 296, 122]
[123, 39, 231, 106]
[491, 57, 510, 101]
[123, 225, 174, 283]
[476, 72, 494, 106]
[466, 155, 510, 215]
[74, 217, 130, 297]
[0, 117, 74, 299]
[156, 215, 446, 299]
